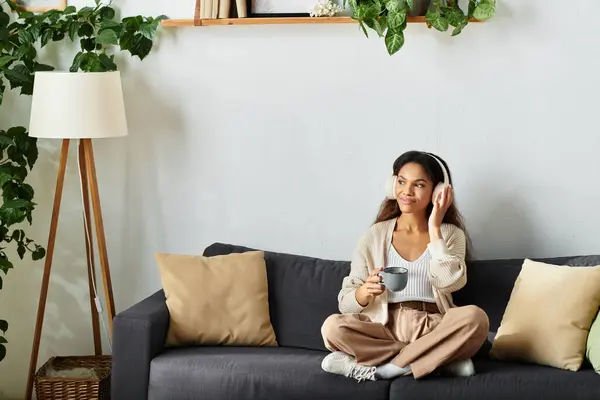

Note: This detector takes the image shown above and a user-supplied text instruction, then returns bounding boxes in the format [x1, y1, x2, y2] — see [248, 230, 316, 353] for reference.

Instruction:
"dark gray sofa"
[111, 243, 600, 400]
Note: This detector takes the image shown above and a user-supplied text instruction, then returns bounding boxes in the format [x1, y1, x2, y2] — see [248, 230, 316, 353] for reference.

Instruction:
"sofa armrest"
[111, 290, 169, 400]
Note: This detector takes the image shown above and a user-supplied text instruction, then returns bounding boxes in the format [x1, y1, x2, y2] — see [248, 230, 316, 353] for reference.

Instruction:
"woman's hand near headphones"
[355, 268, 386, 307]
[429, 185, 454, 240]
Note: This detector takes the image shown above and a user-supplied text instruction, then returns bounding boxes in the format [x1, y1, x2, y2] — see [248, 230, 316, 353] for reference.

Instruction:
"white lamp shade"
[29, 71, 128, 139]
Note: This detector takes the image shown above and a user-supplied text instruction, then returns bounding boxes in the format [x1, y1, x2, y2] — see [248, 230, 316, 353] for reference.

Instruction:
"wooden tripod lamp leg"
[25, 139, 70, 400]
[78, 141, 102, 356]
[82, 139, 116, 334]
[194, 0, 201, 25]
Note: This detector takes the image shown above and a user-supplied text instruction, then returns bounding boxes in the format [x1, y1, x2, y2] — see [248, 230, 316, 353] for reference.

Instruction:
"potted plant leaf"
[346, 0, 411, 55]
[348, 0, 495, 55]
[425, 0, 496, 36]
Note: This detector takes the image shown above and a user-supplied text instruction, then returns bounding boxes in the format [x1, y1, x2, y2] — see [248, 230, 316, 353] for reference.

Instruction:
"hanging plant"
[0, 0, 166, 362]
[347, 0, 410, 55]
[426, 0, 495, 36]
[348, 0, 496, 55]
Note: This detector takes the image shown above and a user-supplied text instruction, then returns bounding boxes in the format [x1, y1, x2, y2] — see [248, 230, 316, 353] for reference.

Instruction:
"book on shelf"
[197, 0, 247, 19]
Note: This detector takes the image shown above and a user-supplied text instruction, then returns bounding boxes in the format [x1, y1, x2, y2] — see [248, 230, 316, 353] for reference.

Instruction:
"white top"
[386, 244, 436, 303]
[338, 221, 467, 322]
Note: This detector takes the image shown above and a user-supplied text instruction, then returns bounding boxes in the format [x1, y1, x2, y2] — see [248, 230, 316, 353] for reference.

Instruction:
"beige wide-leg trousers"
[321, 302, 489, 379]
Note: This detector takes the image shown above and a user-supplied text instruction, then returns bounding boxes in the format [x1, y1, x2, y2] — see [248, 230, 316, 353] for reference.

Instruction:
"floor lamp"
[24, 71, 128, 400]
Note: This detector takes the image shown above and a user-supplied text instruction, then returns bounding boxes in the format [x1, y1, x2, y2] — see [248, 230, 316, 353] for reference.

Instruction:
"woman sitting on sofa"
[321, 150, 489, 382]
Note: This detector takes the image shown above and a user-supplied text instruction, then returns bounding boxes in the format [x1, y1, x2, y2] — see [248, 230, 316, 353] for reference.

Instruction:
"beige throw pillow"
[156, 251, 278, 347]
[490, 259, 600, 371]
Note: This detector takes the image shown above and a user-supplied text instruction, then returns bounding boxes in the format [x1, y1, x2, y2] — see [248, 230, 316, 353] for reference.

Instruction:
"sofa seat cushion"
[149, 346, 390, 400]
[389, 358, 600, 400]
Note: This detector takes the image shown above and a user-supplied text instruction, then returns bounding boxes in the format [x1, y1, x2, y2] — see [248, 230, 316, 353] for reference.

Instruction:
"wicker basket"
[34, 355, 112, 400]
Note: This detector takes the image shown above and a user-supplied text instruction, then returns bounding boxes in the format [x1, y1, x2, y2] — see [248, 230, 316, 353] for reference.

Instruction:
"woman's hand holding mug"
[356, 267, 385, 307]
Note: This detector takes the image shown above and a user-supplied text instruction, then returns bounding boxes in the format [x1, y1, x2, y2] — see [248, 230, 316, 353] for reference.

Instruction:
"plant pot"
[407, 0, 431, 16]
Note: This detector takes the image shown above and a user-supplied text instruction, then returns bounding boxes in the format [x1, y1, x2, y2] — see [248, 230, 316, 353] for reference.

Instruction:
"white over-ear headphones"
[385, 152, 450, 203]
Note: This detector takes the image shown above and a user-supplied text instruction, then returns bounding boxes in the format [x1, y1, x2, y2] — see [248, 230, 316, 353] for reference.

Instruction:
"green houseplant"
[0, 0, 165, 362]
[426, 0, 496, 37]
[348, 0, 496, 55]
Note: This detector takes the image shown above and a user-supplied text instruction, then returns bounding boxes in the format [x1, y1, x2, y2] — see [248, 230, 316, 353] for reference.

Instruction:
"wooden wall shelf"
[160, 16, 481, 27]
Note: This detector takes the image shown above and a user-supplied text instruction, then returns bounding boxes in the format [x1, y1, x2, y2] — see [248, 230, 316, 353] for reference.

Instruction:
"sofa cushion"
[203, 243, 349, 351]
[148, 347, 390, 400]
[155, 251, 277, 347]
[490, 259, 600, 371]
[588, 313, 600, 374]
[389, 358, 600, 400]
[452, 255, 587, 332]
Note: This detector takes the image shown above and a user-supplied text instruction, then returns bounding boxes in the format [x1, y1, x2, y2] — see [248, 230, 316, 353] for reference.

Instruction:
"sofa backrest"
[204, 242, 599, 351]
[203, 243, 349, 352]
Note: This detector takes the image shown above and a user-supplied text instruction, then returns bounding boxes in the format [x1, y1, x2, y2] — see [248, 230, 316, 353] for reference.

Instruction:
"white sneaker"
[442, 358, 476, 377]
[321, 352, 377, 382]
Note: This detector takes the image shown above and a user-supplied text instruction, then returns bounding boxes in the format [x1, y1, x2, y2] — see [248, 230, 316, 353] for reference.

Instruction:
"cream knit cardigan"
[338, 219, 467, 324]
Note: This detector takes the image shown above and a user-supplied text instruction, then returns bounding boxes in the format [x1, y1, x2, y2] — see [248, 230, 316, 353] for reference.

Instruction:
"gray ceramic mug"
[378, 267, 408, 292]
